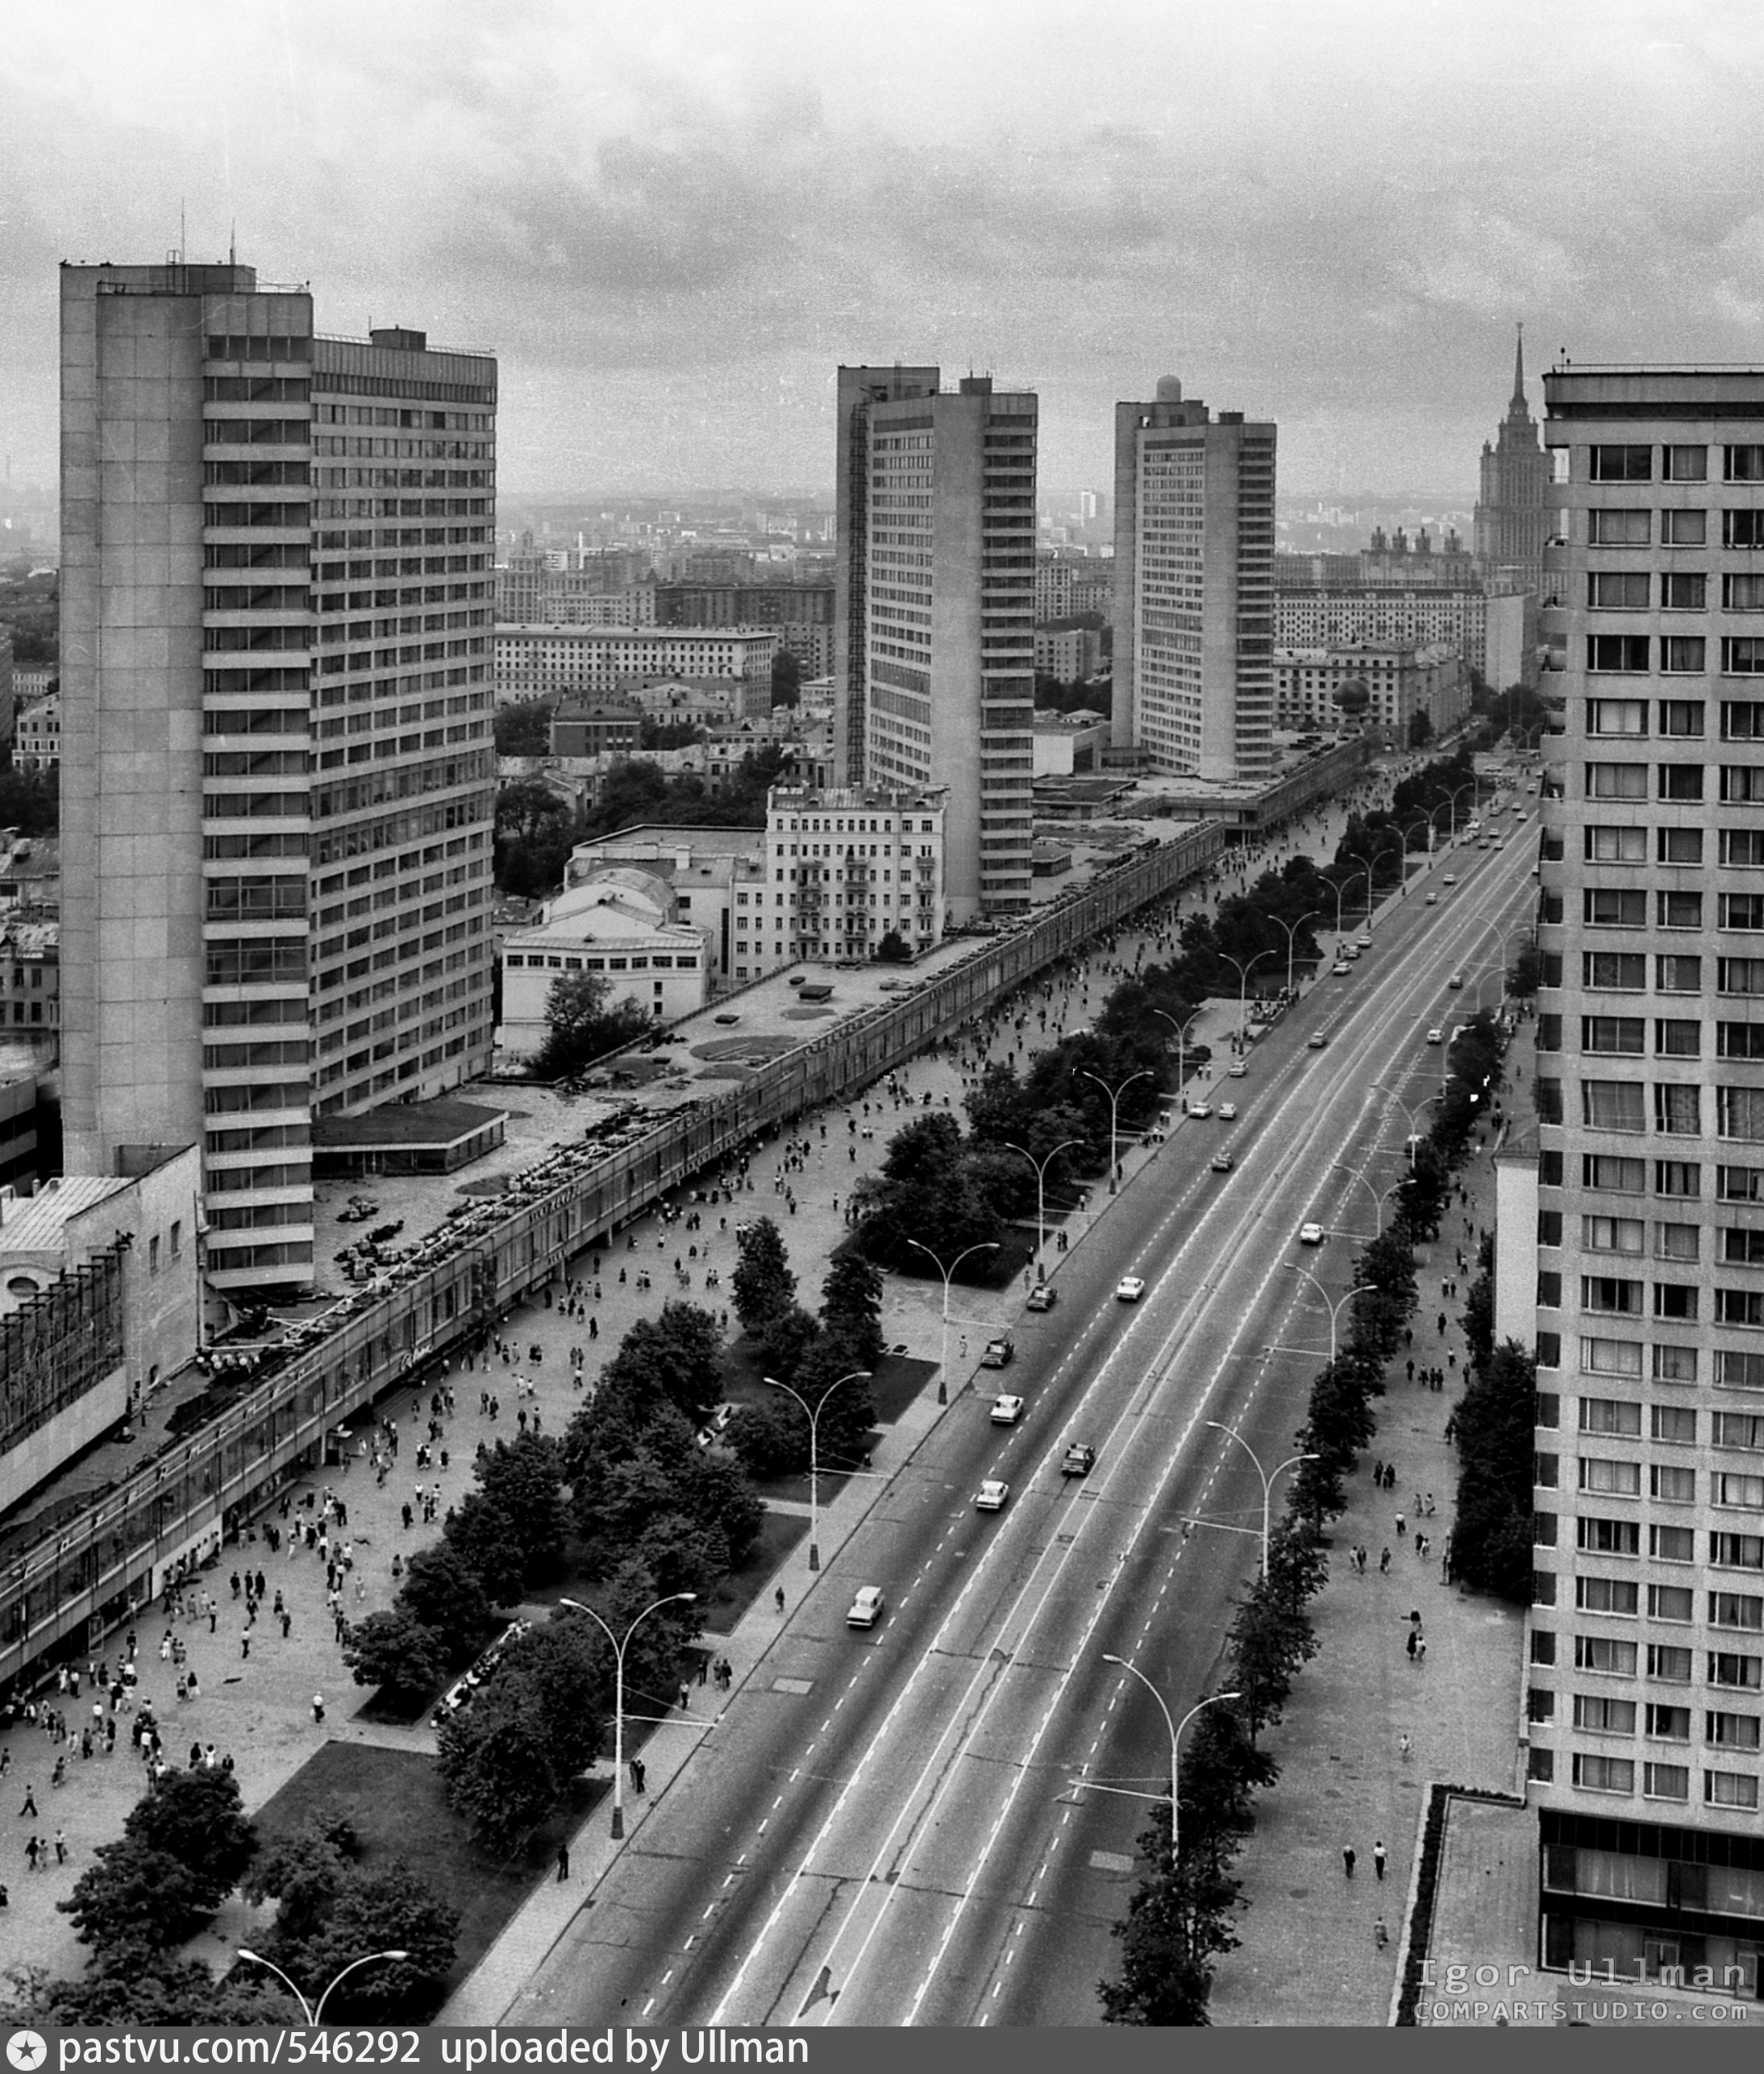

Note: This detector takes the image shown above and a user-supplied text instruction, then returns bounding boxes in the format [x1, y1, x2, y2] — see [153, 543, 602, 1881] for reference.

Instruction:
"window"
[1710, 1591, 1764, 1629]
[1705, 1770, 1760, 1809]
[1583, 1081, 1646, 1133]
[1726, 636, 1764, 675]
[1583, 1276, 1643, 1315]
[1648, 1643, 1691, 1681]
[1575, 1694, 1637, 1731]
[1720, 1166, 1764, 1203]
[1663, 508, 1707, 545]
[1654, 1084, 1701, 1134]
[1654, 1403, 1699, 1444]
[1650, 1524, 1695, 1561]
[1529, 1686, 1557, 1723]
[1712, 1532, 1764, 1571]
[1653, 1464, 1697, 1503]
[1591, 446, 1654, 482]
[1648, 1706, 1691, 1740]
[1533, 1631, 1558, 1666]
[1586, 762, 1648, 800]
[1658, 765, 1706, 803]
[1578, 1577, 1641, 1615]
[1714, 1411, 1764, 1448]
[1581, 1457, 1642, 1495]
[1656, 1223, 1701, 1263]
[1666, 445, 1708, 482]
[1584, 1214, 1645, 1253]
[1586, 948, 1645, 987]
[1587, 826, 1646, 866]
[1654, 1281, 1700, 1320]
[1585, 1153, 1646, 1192]
[1589, 637, 1651, 674]
[1584, 1017, 1645, 1055]
[1581, 1396, 1643, 1436]
[1645, 1762, 1691, 1800]
[1574, 1753, 1635, 1793]
[1587, 887, 1646, 928]
[1655, 1019, 1700, 1056]
[1589, 571, 1650, 608]
[1710, 1652, 1764, 1690]
[1659, 827, 1704, 865]
[1720, 1023, 1764, 1061]
[1724, 763, 1764, 804]
[1650, 1584, 1695, 1622]
[1729, 445, 1764, 481]
[1719, 1289, 1764, 1328]
[1658, 954, 1703, 992]
[1726, 1227, 1764, 1263]
[1728, 509, 1764, 549]
[1720, 1087, 1764, 1143]
[1716, 1471, 1764, 1508]
[1658, 892, 1704, 930]
[1582, 1336, 1644, 1377]
[1578, 1635, 1638, 1673]
[1654, 1343, 1700, 1382]
[1724, 829, 1764, 867]
[1579, 1516, 1641, 1555]
[1655, 1160, 1701, 1197]
[1722, 956, 1764, 995]
[1707, 1710, 1762, 1750]
[1662, 642, 1708, 675]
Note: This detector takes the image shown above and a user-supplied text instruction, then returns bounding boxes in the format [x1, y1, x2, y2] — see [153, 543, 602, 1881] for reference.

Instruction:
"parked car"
[1188, 1100, 1214, 1119]
[1331, 960, 1352, 976]
[847, 1586, 886, 1628]
[980, 1334, 1014, 1369]
[1061, 1443, 1097, 1478]
[1227, 1061, 1249, 1078]
[1026, 1282, 1056, 1311]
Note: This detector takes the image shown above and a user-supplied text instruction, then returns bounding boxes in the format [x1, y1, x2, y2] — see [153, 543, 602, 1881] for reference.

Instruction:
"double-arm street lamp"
[1076, 1066, 1155, 1194]
[559, 1589, 697, 1837]
[1148, 1007, 1205, 1111]
[907, 1236, 1001, 1403]
[1288, 1261, 1382, 1365]
[1371, 1081, 1437, 1170]
[1097, 1660, 1241, 1863]
[1347, 852, 1381, 932]
[1216, 950, 1275, 1048]
[1003, 1139, 1083, 1278]
[1446, 780, 1478, 837]
[1329, 871, 1366, 939]
[1332, 1158, 1403, 1239]
[1271, 910, 1320, 996]
[236, 1948, 410, 2025]
[1206, 1423, 1318, 1575]
[764, 1369, 872, 1573]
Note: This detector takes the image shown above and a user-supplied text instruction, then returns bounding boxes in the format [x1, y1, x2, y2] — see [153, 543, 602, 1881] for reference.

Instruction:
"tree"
[732, 1216, 797, 1337]
[441, 1490, 527, 1608]
[594, 1302, 726, 1424]
[873, 928, 911, 963]
[493, 777, 568, 845]
[1097, 1801, 1240, 2026]
[534, 970, 652, 1079]
[820, 1249, 885, 1369]
[398, 1542, 494, 1664]
[475, 1430, 569, 1583]
[123, 1763, 257, 1903]
[493, 698, 555, 757]
[343, 1608, 448, 1698]
[272, 1861, 459, 2022]
[1508, 942, 1544, 1000]
[1450, 1338, 1537, 1604]
[60, 1838, 211, 1956]
[436, 1699, 560, 1848]
[770, 649, 801, 707]
[1407, 707, 1434, 748]
[5, 1959, 288, 2027]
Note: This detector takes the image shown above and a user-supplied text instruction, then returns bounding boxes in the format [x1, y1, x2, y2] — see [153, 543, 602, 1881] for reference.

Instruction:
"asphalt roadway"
[505, 826, 1539, 2030]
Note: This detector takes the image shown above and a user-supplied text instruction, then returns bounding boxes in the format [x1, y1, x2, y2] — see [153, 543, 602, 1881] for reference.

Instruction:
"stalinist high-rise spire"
[1474, 325, 1547, 593]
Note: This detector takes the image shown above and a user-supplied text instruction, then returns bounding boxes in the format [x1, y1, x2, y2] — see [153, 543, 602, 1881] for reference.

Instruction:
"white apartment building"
[1275, 582, 1490, 678]
[1273, 640, 1469, 738]
[497, 871, 709, 1057]
[13, 692, 59, 770]
[762, 784, 946, 970]
[1525, 364, 1764, 1988]
[494, 625, 776, 705]
[1113, 378, 1275, 781]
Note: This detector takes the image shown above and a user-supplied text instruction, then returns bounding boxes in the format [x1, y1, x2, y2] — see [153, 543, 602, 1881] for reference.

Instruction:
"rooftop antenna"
[229, 218, 236, 267]
[178, 198, 186, 264]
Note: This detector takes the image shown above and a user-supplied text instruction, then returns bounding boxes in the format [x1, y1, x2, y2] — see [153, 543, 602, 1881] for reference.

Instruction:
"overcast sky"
[5, 0, 1763, 502]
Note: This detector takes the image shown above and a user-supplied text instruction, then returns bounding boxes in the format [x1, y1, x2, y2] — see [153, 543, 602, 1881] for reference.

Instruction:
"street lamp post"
[1329, 871, 1366, 939]
[1331, 1159, 1388, 1237]
[1100, 1659, 1241, 1863]
[558, 1590, 697, 1838]
[1148, 1007, 1204, 1112]
[1288, 1261, 1379, 1365]
[236, 1948, 410, 2026]
[1446, 781, 1478, 837]
[1075, 1066, 1155, 1194]
[1371, 1081, 1437, 1169]
[1216, 950, 1275, 1049]
[1206, 1424, 1318, 1575]
[906, 1237, 1001, 1403]
[1002, 1139, 1084, 1277]
[763, 1369, 871, 1572]
[1347, 852, 1381, 932]
[1271, 911, 1320, 998]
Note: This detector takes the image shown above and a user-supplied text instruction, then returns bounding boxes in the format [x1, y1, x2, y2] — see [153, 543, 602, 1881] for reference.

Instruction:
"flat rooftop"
[312, 1099, 508, 1149]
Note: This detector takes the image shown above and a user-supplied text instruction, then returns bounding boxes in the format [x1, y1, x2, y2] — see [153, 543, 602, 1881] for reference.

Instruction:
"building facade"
[1273, 640, 1469, 739]
[1275, 579, 1490, 676]
[654, 580, 834, 679]
[1476, 330, 1550, 595]
[494, 624, 776, 707]
[498, 871, 710, 1057]
[1112, 377, 1276, 781]
[549, 701, 642, 758]
[59, 261, 497, 1294]
[834, 367, 1036, 919]
[1525, 364, 1764, 1989]
[765, 784, 946, 966]
[13, 692, 60, 769]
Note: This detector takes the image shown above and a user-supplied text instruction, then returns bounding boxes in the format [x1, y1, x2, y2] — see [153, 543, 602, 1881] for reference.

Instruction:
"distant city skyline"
[6, 2, 1762, 506]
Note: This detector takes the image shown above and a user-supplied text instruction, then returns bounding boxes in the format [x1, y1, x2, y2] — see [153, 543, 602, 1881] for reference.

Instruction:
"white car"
[1442, 874, 1458, 886]
[847, 1586, 886, 1629]
[1115, 1275, 1146, 1302]
[1218, 1102, 1238, 1120]
[1210, 1150, 1234, 1173]
[975, 1478, 1011, 1513]
[990, 1393, 1025, 1425]
[1425, 892, 1439, 905]
[1356, 934, 1373, 950]
[1331, 960, 1352, 976]
[1426, 1027, 1444, 1045]
[1299, 1222, 1325, 1246]
[1447, 970, 1465, 989]
[1188, 1100, 1213, 1119]
[1227, 1061, 1248, 1078]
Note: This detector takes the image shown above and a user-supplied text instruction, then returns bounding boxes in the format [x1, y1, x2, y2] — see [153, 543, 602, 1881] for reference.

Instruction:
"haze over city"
[4, 0, 1763, 500]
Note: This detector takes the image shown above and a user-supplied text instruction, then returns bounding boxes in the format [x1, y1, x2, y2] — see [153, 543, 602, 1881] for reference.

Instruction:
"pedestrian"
[1342, 1844, 1356, 1879]
[678, 1682, 690, 1711]
[312, 1694, 326, 1727]
[1379, 1546, 1392, 1574]
[54, 1828, 67, 1866]
[1396, 1512, 1406, 1536]
[1398, 1733, 1412, 1760]
[1374, 1916, 1389, 1951]
[1405, 1628, 1417, 1662]
[556, 1842, 570, 1882]
[1373, 1839, 1387, 1880]
[17, 1784, 36, 1818]
[697, 1655, 709, 1686]
[775, 1586, 786, 1615]
[630, 1757, 646, 1795]
[25, 1835, 39, 1873]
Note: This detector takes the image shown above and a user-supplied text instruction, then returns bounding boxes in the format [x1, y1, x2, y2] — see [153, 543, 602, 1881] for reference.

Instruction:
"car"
[1026, 1282, 1056, 1311]
[1426, 1027, 1444, 1045]
[1210, 1150, 1234, 1172]
[1493, 841, 1505, 851]
[1425, 891, 1439, 905]
[1218, 1101, 1238, 1120]
[1227, 1060, 1248, 1078]
[1356, 934, 1373, 950]
[1116, 1274, 1146, 1302]
[847, 1586, 886, 1628]
[1447, 970, 1465, 988]
[975, 1478, 1011, 1512]
[1331, 959, 1352, 976]
[1188, 1099, 1213, 1119]
[990, 1393, 1025, 1425]
[1061, 1443, 1097, 1478]
[1298, 1221, 1325, 1246]
[980, 1334, 1014, 1369]
[1442, 874, 1458, 886]
[1307, 1032, 1329, 1049]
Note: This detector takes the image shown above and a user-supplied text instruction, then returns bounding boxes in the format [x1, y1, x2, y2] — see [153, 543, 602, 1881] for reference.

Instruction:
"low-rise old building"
[549, 700, 643, 759]
[1274, 640, 1470, 740]
[10, 692, 58, 770]
[495, 625, 777, 705]
[561, 826, 770, 988]
[765, 785, 946, 966]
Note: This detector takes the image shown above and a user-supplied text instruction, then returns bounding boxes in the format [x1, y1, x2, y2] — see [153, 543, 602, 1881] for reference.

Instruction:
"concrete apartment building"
[1275, 574, 1490, 678]
[494, 625, 776, 709]
[834, 366, 1037, 919]
[654, 580, 835, 680]
[765, 783, 946, 966]
[13, 691, 60, 769]
[1524, 364, 1764, 1988]
[58, 260, 497, 1295]
[1112, 378, 1276, 782]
